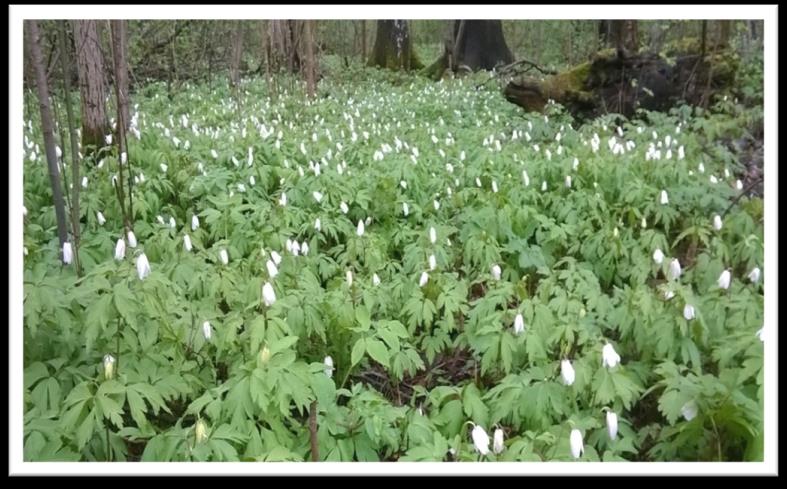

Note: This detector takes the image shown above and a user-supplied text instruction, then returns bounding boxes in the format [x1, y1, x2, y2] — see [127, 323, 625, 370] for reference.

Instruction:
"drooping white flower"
[756, 327, 764, 342]
[433, 199, 440, 210]
[522, 170, 530, 187]
[157, 215, 165, 226]
[266, 259, 278, 278]
[402, 202, 409, 217]
[660, 190, 669, 205]
[698, 162, 705, 173]
[419, 271, 429, 287]
[664, 289, 676, 300]
[114, 238, 126, 260]
[602, 343, 621, 368]
[324, 356, 334, 377]
[492, 180, 499, 193]
[62, 242, 73, 264]
[357, 220, 365, 237]
[183, 234, 193, 252]
[81, 176, 88, 188]
[271, 251, 282, 265]
[219, 248, 229, 265]
[169, 216, 176, 229]
[314, 218, 322, 231]
[202, 321, 212, 341]
[136, 252, 151, 280]
[491, 264, 502, 280]
[710, 175, 718, 184]
[681, 400, 698, 421]
[513, 313, 525, 335]
[428, 254, 437, 271]
[561, 359, 575, 386]
[683, 304, 695, 320]
[279, 193, 287, 207]
[346, 270, 353, 287]
[569, 429, 584, 459]
[262, 282, 276, 306]
[541, 181, 547, 192]
[668, 258, 682, 281]
[340, 201, 349, 214]
[313, 191, 323, 203]
[103, 354, 115, 380]
[471, 425, 490, 456]
[192, 214, 200, 231]
[160, 163, 168, 173]
[301, 242, 309, 255]
[565, 175, 572, 188]
[97, 211, 106, 225]
[127, 231, 137, 248]
[718, 269, 731, 289]
[713, 214, 723, 231]
[606, 411, 618, 440]
[211, 149, 218, 159]
[735, 179, 743, 190]
[429, 226, 437, 244]
[493, 428, 504, 454]
[748, 267, 761, 284]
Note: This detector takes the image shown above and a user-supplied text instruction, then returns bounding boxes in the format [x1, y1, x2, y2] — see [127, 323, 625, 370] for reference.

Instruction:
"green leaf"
[365, 338, 390, 368]
[351, 338, 366, 366]
[355, 305, 371, 331]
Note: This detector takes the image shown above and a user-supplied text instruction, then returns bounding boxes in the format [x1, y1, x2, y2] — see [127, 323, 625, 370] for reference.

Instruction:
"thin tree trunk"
[361, 20, 367, 60]
[73, 20, 109, 152]
[58, 20, 82, 275]
[701, 20, 708, 57]
[27, 20, 69, 253]
[108, 21, 133, 230]
[451, 20, 466, 71]
[230, 22, 244, 88]
[110, 20, 130, 132]
[304, 20, 316, 99]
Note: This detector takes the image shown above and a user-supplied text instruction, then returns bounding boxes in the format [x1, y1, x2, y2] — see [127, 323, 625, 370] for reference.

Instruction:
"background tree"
[109, 20, 130, 132]
[368, 20, 422, 70]
[72, 20, 109, 151]
[451, 20, 513, 71]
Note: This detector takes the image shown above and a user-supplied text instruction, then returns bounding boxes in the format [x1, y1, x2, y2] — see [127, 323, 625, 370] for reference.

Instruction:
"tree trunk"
[718, 20, 732, 47]
[368, 20, 422, 70]
[452, 20, 513, 71]
[110, 20, 130, 132]
[26, 20, 69, 252]
[230, 23, 244, 88]
[58, 20, 82, 275]
[601, 20, 638, 54]
[304, 20, 316, 98]
[72, 20, 109, 151]
[361, 20, 367, 60]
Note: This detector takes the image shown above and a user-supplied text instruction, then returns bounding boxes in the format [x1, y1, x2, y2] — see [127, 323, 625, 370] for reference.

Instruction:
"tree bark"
[452, 20, 513, 71]
[304, 20, 316, 98]
[361, 20, 367, 60]
[58, 20, 82, 275]
[27, 20, 69, 252]
[601, 20, 638, 54]
[368, 20, 422, 70]
[110, 20, 130, 132]
[229, 22, 244, 88]
[72, 20, 109, 151]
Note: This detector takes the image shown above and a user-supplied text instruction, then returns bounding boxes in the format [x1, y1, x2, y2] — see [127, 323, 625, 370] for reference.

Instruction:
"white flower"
[606, 411, 618, 440]
[491, 264, 502, 280]
[541, 181, 547, 192]
[522, 170, 530, 186]
[263, 258, 278, 279]
[62, 242, 73, 264]
[493, 428, 504, 454]
[400, 180, 408, 189]
[219, 249, 229, 265]
[433, 199, 440, 210]
[271, 251, 282, 265]
[357, 220, 365, 237]
[713, 214, 723, 231]
[476, 177, 482, 188]
[324, 356, 334, 377]
[513, 313, 525, 335]
[104, 134, 112, 146]
[127, 231, 137, 248]
[569, 429, 584, 459]
[103, 354, 115, 379]
[136, 253, 151, 280]
[249, 175, 255, 186]
[402, 202, 409, 216]
[471, 425, 490, 456]
[346, 270, 353, 287]
[301, 242, 309, 255]
[668, 258, 681, 281]
[641, 217, 647, 229]
[202, 321, 212, 341]
[683, 304, 695, 320]
[211, 149, 218, 159]
[735, 180, 743, 190]
[710, 175, 718, 184]
[114, 238, 126, 260]
[660, 190, 669, 205]
[169, 217, 176, 229]
[96, 211, 106, 225]
[372, 273, 381, 286]
[314, 218, 322, 231]
[340, 201, 349, 214]
[428, 254, 437, 271]
[313, 191, 323, 203]
[565, 175, 572, 188]
[262, 282, 276, 306]
[664, 289, 676, 300]
[602, 343, 621, 368]
[681, 400, 698, 421]
[279, 193, 287, 207]
[183, 234, 193, 252]
[718, 269, 731, 289]
[756, 327, 764, 342]
[419, 271, 429, 287]
[561, 359, 575, 385]
[748, 267, 761, 284]
[429, 226, 437, 244]
[82, 176, 88, 188]
[492, 180, 499, 193]
[192, 215, 200, 231]
[157, 215, 165, 226]
[573, 157, 579, 170]
[698, 162, 705, 173]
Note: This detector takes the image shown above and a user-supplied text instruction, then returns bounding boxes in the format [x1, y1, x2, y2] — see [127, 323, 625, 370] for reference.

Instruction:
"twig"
[309, 400, 319, 461]
[721, 175, 763, 218]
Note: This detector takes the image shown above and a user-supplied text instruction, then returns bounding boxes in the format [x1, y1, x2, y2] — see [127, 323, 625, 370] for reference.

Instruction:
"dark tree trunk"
[361, 20, 367, 60]
[304, 20, 316, 98]
[72, 20, 109, 151]
[452, 20, 513, 71]
[110, 20, 130, 132]
[718, 20, 732, 47]
[26, 20, 69, 252]
[230, 23, 244, 88]
[368, 20, 422, 70]
[601, 20, 639, 54]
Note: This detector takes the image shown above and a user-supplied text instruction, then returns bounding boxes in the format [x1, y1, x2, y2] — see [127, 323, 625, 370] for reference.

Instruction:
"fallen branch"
[474, 58, 556, 90]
